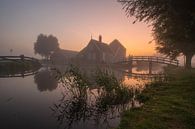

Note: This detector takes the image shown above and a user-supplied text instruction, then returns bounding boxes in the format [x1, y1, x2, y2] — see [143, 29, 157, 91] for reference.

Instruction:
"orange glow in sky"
[0, 0, 156, 56]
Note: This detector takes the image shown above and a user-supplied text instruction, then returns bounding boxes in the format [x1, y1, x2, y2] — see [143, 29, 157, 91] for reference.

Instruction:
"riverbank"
[118, 68, 195, 129]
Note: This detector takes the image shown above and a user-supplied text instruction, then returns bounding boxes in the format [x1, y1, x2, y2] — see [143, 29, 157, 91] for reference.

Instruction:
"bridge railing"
[124, 56, 179, 66]
[0, 56, 39, 62]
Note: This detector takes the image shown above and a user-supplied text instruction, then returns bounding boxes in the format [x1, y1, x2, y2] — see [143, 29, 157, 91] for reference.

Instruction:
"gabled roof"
[79, 39, 113, 54]
[91, 39, 113, 54]
[109, 39, 126, 52]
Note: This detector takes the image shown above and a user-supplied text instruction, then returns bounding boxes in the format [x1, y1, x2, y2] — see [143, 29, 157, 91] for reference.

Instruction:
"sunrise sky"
[0, 0, 155, 57]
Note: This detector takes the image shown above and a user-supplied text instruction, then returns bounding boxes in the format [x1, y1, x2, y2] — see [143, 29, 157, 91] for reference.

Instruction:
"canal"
[0, 64, 164, 129]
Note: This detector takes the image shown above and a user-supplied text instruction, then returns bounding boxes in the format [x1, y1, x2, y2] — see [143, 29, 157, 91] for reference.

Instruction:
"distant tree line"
[118, 0, 195, 68]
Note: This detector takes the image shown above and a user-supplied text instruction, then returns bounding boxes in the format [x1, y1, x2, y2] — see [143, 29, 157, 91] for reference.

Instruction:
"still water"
[0, 65, 164, 129]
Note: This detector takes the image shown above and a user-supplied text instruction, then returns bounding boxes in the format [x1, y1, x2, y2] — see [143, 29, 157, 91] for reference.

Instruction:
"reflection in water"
[0, 64, 166, 129]
[35, 65, 165, 129]
[34, 68, 58, 92]
[135, 62, 165, 74]
[50, 66, 137, 129]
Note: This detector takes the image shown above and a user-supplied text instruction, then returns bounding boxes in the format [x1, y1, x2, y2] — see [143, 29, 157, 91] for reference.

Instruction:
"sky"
[0, 0, 155, 57]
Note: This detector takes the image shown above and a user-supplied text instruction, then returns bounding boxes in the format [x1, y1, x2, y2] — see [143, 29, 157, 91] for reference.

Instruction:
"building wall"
[77, 43, 103, 63]
[78, 45, 114, 63]
[114, 48, 126, 62]
[109, 47, 126, 63]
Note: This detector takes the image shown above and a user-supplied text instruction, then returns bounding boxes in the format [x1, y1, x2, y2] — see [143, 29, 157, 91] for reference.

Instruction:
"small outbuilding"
[109, 39, 126, 62]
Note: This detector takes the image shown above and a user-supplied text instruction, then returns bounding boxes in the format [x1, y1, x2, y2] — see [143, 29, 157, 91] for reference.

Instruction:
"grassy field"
[118, 68, 195, 129]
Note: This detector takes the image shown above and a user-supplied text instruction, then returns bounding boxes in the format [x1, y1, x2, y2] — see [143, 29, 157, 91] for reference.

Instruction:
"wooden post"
[128, 66, 132, 74]
[128, 55, 133, 73]
[149, 61, 152, 75]
[20, 55, 24, 62]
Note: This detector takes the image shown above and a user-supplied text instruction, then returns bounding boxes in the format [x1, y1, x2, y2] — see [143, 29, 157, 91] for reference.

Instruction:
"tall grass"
[51, 65, 135, 129]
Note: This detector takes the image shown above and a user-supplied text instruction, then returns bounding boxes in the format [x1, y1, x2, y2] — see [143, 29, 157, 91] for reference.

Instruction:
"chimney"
[99, 35, 102, 42]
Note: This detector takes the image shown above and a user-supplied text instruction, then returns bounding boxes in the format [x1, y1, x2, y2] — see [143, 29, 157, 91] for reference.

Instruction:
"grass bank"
[118, 68, 195, 129]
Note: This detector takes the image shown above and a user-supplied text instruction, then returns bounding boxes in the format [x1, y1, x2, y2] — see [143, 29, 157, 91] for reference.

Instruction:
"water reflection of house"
[77, 65, 125, 86]
[77, 35, 126, 63]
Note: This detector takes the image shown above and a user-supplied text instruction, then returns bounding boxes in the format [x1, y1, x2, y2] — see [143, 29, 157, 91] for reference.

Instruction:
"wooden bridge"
[116, 56, 179, 66]
[0, 56, 41, 78]
[0, 56, 39, 63]
[115, 56, 179, 75]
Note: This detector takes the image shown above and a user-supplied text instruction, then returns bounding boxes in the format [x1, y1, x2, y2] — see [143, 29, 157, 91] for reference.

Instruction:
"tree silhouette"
[34, 34, 59, 60]
[118, 0, 195, 68]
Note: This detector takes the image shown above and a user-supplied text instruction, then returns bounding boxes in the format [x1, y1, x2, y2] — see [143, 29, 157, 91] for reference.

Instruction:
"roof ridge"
[91, 39, 108, 45]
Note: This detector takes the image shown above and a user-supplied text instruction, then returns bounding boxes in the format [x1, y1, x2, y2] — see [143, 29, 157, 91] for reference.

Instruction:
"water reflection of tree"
[34, 68, 58, 92]
[50, 66, 134, 129]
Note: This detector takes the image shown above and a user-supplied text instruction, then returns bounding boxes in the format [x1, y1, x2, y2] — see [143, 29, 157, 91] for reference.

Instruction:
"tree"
[34, 34, 59, 60]
[118, 0, 195, 68]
